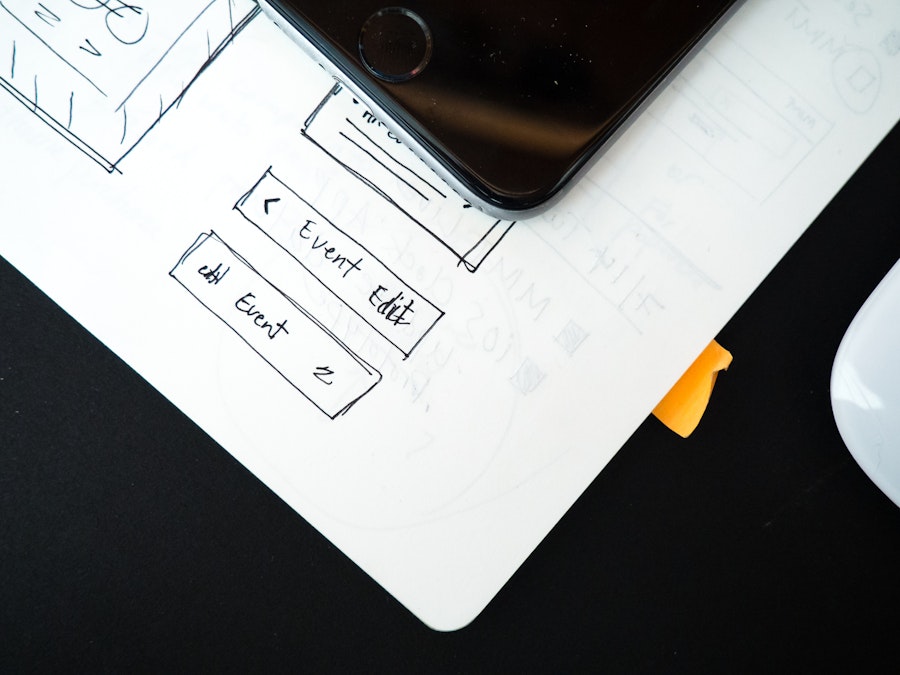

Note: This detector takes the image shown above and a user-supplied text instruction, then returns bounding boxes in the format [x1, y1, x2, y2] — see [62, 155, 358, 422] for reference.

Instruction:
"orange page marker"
[653, 340, 733, 438]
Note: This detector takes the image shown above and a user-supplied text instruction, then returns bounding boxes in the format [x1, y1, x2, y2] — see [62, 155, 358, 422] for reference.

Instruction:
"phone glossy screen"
[266, 1, 738, 211]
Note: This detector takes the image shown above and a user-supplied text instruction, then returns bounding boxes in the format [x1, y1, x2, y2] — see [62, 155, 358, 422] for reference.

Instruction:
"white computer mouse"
[832, 258, 900, 507]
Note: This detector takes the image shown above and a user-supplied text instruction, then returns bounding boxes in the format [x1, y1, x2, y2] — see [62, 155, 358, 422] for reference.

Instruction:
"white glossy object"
[832, 259, 900, 507]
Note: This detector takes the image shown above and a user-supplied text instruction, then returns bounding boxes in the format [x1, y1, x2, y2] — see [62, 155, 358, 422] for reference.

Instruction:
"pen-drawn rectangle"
[235, 168, 444, 357]
[0, 0, 259, 170]
[302, 83, 514, 272]
[536, 184, 720, 335]
[170, 231, 381, 419]
[650, 35, 833, 200]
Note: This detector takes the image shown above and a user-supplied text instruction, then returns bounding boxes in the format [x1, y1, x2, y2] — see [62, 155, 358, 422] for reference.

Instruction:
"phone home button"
[359, 8, 432, 83]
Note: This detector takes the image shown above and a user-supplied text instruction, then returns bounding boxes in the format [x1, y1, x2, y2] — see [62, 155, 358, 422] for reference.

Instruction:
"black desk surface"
[3, 123, 899, 672]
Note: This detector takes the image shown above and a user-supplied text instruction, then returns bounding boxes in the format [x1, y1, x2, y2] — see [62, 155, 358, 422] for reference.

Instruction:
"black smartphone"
[259, 1, 742, 218]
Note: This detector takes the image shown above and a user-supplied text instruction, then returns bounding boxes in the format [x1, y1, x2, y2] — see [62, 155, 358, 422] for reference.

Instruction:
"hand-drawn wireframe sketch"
[527, 28, 838, 337]
[534, 181, 722, 337]
[649, 35, 833, 201]
[235, 168, 445, 358]
[170, 231, 382, 419]
[302, 82, 515, 273]
[0, 0, 259, 172]
[784, 2, 885, 115]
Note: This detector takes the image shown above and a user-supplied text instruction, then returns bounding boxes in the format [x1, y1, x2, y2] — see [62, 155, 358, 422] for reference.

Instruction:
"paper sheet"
[2, 0, 898, 629]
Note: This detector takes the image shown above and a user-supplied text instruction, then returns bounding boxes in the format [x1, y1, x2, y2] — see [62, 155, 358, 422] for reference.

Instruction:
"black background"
[2, 122, 899, 672]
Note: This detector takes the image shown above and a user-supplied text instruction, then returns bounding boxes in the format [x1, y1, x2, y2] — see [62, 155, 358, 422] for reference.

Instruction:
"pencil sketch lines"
[649, 33, 834, 201]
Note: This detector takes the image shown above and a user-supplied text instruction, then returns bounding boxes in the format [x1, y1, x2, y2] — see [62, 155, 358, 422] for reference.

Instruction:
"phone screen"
[265, 1, 738, 212]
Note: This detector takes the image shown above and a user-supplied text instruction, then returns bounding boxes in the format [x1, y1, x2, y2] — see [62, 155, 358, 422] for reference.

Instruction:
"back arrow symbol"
[264, 197, 281, 215]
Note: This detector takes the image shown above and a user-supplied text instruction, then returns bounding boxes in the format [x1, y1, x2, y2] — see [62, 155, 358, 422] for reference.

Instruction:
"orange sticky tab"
[653, 340, 733, 438]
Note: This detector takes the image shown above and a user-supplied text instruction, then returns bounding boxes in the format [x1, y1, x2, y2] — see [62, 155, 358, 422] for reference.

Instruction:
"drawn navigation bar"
[170, 232, 381, 419]
[236, 168, 444, 357]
